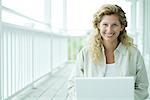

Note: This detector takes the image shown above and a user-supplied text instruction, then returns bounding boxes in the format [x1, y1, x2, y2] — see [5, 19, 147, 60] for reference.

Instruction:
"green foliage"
[68, 37, 85, 60]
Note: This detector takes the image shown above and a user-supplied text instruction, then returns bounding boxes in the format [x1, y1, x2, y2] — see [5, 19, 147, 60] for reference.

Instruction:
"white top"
[68, 43, 149, 100]
[105, 63, 118, 77]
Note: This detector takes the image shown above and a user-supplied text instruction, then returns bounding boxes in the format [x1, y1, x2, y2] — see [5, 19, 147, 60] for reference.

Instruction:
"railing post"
[0, 0, 3, 99]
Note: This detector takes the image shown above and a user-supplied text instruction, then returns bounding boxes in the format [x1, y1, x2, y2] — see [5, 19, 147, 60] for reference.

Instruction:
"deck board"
[12, 63, 75, 100]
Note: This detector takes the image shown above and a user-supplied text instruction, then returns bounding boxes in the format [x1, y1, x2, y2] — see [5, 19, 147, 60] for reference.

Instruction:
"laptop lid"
[75, 77, 134, 100]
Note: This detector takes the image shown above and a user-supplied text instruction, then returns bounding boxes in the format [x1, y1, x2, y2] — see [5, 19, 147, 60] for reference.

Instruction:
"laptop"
[75, 77, 134, 100]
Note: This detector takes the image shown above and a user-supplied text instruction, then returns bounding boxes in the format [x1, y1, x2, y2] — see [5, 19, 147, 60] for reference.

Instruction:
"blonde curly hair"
[89, 4, 134, 64]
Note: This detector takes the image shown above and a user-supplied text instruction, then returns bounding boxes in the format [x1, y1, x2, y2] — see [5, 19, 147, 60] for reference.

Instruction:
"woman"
[67, 4, 149, 100]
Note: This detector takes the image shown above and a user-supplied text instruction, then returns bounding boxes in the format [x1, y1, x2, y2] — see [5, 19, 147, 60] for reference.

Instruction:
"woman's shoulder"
[77, 45, 91, 59]
[77, 45, 90, 61]
[128, 44, 140, 52]
[79, 45, 90, 53]
[127, 44, 142, 56]
[118, 43, 141, 56]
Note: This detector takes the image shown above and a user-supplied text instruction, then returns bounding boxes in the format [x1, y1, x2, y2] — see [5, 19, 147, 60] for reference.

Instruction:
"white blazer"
[67, 43, 149, 100]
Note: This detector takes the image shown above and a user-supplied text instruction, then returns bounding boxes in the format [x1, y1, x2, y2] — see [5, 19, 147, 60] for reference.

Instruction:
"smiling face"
[98, 14, 124, 43]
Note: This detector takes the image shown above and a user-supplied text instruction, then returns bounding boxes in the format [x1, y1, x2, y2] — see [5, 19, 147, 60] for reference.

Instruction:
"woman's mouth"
[105, 33, 115, 37]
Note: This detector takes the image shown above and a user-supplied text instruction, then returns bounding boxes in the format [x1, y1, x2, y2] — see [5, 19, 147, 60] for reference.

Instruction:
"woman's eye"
[103, 24, 108, 26]
[112, 24, 118, 26]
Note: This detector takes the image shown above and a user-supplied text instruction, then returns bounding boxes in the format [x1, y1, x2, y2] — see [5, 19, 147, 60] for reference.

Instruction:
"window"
[51, 0, 64, 33]
[67, 0, 131, 36]
[1, 0, 47, 30]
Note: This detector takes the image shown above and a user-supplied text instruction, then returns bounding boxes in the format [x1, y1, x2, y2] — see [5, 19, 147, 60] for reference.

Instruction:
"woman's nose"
[106, 26, 113, 34]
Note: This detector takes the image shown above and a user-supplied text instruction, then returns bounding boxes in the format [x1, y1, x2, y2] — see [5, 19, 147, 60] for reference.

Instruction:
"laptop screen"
[75, 77, 134, 100]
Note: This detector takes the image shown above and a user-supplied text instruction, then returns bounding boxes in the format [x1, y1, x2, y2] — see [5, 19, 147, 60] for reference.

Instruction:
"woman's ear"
[121, 25, 124, 31]
[97, 23, 100, 29]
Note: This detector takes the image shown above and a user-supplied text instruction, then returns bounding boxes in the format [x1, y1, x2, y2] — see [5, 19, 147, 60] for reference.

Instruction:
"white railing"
[0, 5, 84, 99]
[0, 22, 68, 100]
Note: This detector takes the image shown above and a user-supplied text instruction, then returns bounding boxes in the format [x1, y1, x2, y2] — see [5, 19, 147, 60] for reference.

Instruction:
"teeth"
[106, 33, 114, 37]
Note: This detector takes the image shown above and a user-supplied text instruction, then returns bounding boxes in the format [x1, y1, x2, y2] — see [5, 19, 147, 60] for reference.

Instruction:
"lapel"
[97, 45, 106, 77]
[96, 43, 128, 77]
[114, 43, 128, 76]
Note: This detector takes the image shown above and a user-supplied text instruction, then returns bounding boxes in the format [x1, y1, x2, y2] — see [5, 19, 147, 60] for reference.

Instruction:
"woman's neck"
[103, 40, 119, 52]
[103, 40, 119, 64]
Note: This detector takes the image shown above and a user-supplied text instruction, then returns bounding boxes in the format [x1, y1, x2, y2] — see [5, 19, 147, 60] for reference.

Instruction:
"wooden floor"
[12, 62, 75, 100]
[9, 62, 150, 100]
